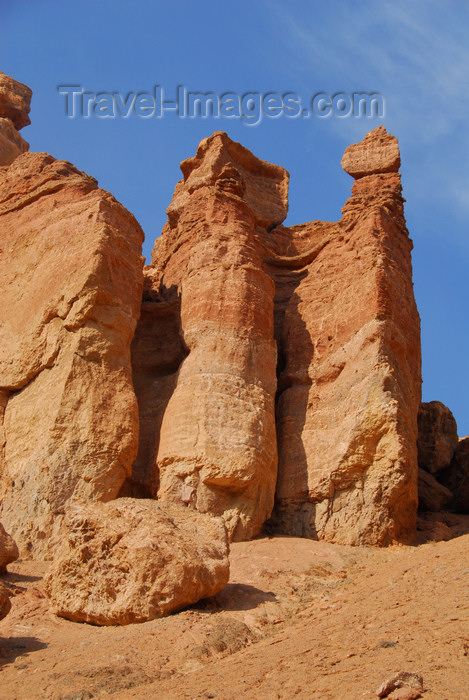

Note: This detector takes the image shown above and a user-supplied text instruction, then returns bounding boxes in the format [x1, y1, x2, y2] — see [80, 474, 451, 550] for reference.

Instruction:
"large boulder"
[341, 125, 400, 178]
[0, 152, 144, 556]
[0, 522, 19, 572]
[43, 499, 230, 625]
[417, 401, 459, 475]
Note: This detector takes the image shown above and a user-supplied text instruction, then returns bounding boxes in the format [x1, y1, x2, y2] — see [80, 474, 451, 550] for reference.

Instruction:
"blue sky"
[2, 0, 468, 435]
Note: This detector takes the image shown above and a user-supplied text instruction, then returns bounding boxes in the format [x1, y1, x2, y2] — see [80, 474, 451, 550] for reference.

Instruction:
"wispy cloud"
[264, 0, 469, 226]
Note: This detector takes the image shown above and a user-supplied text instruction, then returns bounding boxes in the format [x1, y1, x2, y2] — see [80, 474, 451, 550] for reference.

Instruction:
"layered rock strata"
[128, 133, 286, 540]
[0, 152, 144, 556]
[0, 69, 423, 550]
[133, 126, 421, 546]
[268, 126, 421, 544]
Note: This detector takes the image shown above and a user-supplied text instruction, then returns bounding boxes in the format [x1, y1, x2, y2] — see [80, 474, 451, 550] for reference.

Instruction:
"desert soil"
[1, 513, 468, 700]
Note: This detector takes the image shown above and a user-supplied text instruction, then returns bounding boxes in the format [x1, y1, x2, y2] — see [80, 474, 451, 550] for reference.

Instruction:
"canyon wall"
[0, 75, 144, 556]
[132, 127, 421, 545]
[0, 71, 423, 553]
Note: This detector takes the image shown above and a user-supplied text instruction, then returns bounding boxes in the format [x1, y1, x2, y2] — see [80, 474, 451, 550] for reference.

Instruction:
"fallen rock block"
[388, 688, 422, 700]
[0, 522, 19, 573]
[43, 499, 230, 625]
[376, 671, 424, 698]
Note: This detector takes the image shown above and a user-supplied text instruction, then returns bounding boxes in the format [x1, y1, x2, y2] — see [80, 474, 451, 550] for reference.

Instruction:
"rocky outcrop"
[0, 152, 144, 556]
[43, 499, 230, 625]
[0, 72, 31, 166]
[269, 128, 421, 544]
[341, 125, 400, 178]
[417, 401, 458, 475]
[0, 69, 423, 552]
[0, 522, 19, 572]
[128, 133, 286, 541]
[131, 127, 421, 546]
[439, 436, 469, 513]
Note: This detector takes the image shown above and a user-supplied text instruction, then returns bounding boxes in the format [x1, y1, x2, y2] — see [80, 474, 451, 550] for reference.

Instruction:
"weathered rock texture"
[0, 581, 11, 621]
[0, 522, 19, 572]
[132, 127, 421, 546]
[0, 72, 31, 167]
[417, 401, 459, 475]
[439, 436, 469, 513]
[0, 70, 422, 551]
[127, 133, 286, 541]
[43, 499, 230, 625]
[0, 152, 144, 556]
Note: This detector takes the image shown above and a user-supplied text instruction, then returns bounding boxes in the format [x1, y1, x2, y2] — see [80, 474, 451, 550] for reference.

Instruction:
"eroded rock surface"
[0, 522, 19, 572]
[129, 132, 286, 541]
[0, 581, 11, 621]
[0, 152, 144, 556]
[43, 499, 229, 625]
[417, 401, 458, 475]
[132, 127, 421, 546]
[0, 72, 31, 167]
[418, 468, 453, 512]
[269, 127, 421, 544]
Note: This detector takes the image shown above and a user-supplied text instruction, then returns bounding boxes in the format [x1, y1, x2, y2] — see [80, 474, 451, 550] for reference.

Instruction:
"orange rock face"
[0, 152, 144, 556]
[268, 129, 420, 544]
[0, 70, 422, 552]
[128, 133, 287, 540]
[131, 127, 421, 546]
[0, 73, 31, 167]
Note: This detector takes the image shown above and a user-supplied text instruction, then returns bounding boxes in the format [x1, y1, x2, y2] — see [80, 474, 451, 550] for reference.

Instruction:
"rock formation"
[43, 499, 229, 625]
[417, 401, 459, 475]
[127, 133, 287, 540]
[0, 522, 19, 572]
[0, 101, 144, 555]
[0, 72, 30, 166]
[439, 436, 469, 513]
[131, 126, 421, 546]
[0, 71, 423, 556]
[269, 126, 421, 544]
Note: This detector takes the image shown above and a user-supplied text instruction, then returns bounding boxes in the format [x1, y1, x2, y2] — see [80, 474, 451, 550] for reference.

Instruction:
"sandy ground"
[0, 512, 468, 700]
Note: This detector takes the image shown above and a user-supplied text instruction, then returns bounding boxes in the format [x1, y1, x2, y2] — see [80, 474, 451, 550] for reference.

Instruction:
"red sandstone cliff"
[0, 71, 423, 554]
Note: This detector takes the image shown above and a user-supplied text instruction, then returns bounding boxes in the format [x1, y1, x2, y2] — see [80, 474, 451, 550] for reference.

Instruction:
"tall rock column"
[0, 75, 144, 556]
[270, 127, 421, 545]
[136, 132, 288, 540]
